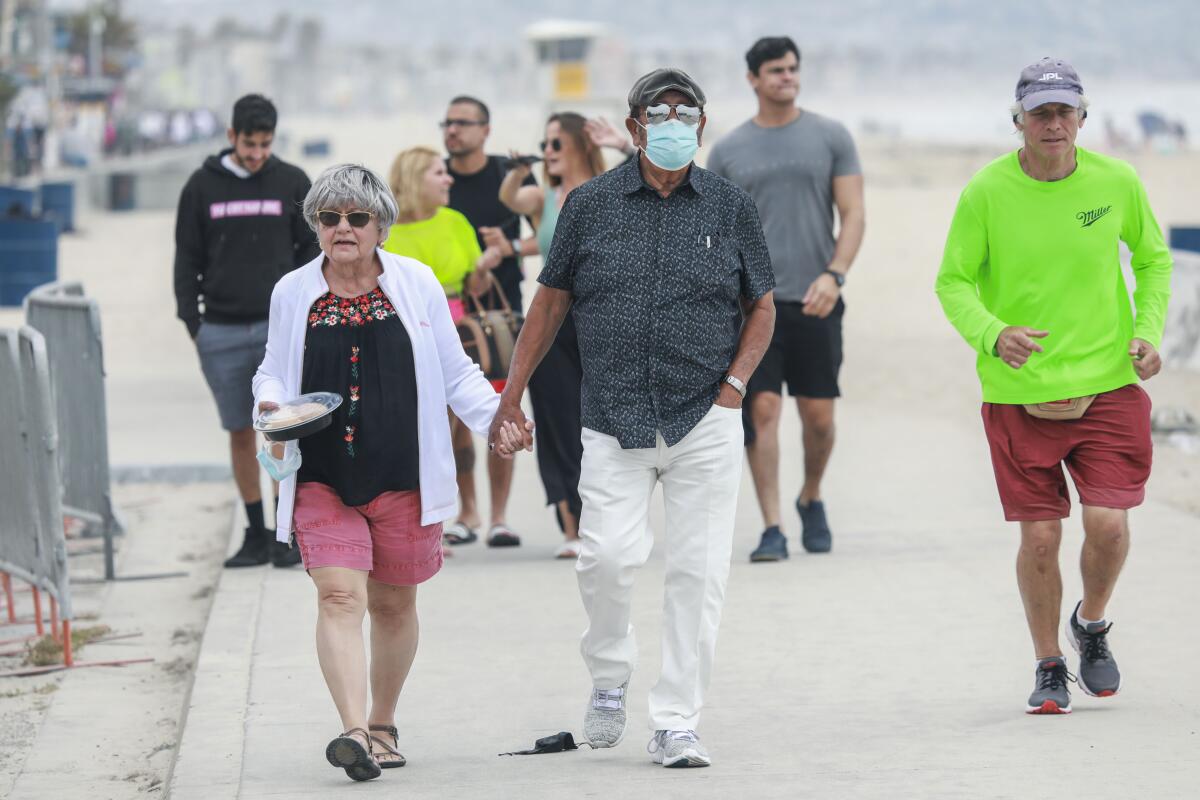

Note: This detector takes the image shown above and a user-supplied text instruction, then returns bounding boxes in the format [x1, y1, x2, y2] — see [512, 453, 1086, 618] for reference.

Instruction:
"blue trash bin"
[0, 186, 36, 218]
[1169, 227, 1200, 254]
[0, 219, 58, 306]
[39, 181, 75, 232]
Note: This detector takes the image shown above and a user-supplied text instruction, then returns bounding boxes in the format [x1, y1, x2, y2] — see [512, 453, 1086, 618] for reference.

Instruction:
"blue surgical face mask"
[638, 119, 699, 171]
[257, 441, 301, 482]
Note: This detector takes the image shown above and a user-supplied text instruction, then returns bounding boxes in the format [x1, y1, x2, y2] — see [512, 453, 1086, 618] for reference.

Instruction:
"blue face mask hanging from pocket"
[638, 119, 699, 171]
[257, 441, 302, 482]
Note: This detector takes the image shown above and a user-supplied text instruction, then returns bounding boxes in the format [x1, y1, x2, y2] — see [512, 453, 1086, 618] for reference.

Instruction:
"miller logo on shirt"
[1076, 205, 1112, 227]
[210, 200, 284, 219]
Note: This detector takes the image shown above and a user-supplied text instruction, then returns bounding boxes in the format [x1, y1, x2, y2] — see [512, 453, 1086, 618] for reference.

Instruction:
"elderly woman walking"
[252, 164, 502, 781]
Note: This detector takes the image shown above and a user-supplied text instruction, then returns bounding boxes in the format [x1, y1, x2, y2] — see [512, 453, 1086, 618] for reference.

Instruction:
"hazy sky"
[53, 0, 1200, 77]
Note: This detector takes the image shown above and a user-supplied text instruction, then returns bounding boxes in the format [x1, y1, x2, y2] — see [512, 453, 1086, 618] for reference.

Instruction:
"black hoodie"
[173, 150, 320, 335]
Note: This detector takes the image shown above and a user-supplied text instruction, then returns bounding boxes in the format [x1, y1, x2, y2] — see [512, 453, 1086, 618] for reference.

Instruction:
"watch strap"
[823, 269, 845, 287]
[724, 375, 747, 398]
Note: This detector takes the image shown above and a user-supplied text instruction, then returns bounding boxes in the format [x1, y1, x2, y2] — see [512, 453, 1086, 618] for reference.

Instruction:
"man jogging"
[936, 58, 1172, 714]
[174, 94, 320, 568]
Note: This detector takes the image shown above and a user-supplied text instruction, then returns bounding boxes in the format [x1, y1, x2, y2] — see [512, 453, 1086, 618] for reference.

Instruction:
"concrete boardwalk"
[169, 396, 1200, 799]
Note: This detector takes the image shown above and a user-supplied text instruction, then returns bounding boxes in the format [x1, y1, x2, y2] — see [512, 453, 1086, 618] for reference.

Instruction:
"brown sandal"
[368, 724, 407, 768]
[326, 727, 381, 782]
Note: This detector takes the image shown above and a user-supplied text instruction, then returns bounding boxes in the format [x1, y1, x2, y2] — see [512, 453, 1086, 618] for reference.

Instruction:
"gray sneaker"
[583, 681, 628, 747]
[648, 729, 711, 768]
[1066, 601, 1121, 697]
[1026, 656, 1074, 715]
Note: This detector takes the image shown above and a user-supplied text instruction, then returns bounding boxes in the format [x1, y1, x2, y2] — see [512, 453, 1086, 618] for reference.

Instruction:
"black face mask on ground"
[498, 731, 581, 756]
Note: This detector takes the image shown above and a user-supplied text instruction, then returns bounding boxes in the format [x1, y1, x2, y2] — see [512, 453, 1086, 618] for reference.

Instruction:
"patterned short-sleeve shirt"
[539, 154, 775, 448]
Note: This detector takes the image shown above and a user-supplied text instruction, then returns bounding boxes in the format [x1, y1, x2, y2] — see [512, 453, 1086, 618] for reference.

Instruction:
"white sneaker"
[583, 681, 627, 747]
[648, 729, 710, 768]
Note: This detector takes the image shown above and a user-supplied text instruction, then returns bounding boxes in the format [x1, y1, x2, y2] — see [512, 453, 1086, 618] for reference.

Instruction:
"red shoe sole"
[1026, 700, 1071, 715]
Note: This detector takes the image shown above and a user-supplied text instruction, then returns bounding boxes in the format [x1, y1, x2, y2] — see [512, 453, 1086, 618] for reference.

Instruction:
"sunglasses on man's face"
[316, 210, 375, 228]
[539, 138, 562, 152]
[645, 103, 702, 127]
[439, 118, 486, 130]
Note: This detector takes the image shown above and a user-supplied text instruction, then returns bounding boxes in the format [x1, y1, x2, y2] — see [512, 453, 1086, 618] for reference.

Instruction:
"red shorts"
[292, 482, 443, 586]
[981, 384, 1152, 521]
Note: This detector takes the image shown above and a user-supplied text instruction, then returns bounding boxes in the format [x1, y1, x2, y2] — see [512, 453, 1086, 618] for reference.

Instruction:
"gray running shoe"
[1026, 656, 1074, 715]
[749, 526, 788, 562]
[648, 729, 711, 768]
[583, 680, 628, 747]
[1066, 601, 1121, 697]
[797, 499, 832, 553]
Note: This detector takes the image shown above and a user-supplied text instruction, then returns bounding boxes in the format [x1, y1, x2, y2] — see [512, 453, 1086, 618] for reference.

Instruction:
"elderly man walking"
[491, 68, 775, 766]
[936, 58, 1172, 715]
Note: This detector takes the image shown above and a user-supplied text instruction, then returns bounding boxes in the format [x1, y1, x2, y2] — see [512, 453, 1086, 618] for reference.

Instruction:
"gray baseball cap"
[627, 68, 706, 112]
[1016, 57, 1084, 110]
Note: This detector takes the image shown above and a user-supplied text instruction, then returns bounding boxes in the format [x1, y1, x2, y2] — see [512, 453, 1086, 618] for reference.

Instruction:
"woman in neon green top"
[385, 146, 499, 321]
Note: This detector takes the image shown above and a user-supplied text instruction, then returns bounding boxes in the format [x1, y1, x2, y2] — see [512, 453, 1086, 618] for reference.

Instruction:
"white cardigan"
[252, 249, 500, 542]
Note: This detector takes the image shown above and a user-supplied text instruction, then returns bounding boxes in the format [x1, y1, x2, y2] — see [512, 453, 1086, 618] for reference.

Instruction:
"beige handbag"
[1023, 395, 1097, 421]
[455, 274, 523, 380]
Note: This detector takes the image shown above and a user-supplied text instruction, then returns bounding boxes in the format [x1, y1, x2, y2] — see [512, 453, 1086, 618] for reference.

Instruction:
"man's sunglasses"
[316, 209, 375, 228]
[539, 137, 562, 152]
[645, 103, 702, 127]
[439, 118, 486, 130]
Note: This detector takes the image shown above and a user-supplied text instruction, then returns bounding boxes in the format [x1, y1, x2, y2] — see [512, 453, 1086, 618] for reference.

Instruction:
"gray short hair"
[303, 163, 398, 235]
[1010, 94, 1090, 124]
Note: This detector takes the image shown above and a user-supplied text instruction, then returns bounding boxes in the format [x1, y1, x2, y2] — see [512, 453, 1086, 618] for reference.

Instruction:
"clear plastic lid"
[253, 391, 343, 433]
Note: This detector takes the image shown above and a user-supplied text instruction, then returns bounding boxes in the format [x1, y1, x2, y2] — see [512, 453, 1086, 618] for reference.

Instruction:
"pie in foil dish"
[253, 392, 343, 441]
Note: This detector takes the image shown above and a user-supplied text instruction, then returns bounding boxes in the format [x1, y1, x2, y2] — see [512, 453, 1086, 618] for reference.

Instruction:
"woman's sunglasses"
[539, 138, 562, 152]
[645, 103, 702, 127]
[316, 209, 375, 228]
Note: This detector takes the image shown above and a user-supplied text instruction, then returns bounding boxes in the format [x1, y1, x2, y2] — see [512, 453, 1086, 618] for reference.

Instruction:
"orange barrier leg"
[31, 586, 44, 637]
[50, 597, 59, 643]
[2, 573, 13, 623]
[61, 619, 73, 667]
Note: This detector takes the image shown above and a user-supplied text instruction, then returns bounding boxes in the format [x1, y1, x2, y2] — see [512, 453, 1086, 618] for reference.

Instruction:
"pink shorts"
[292, 482, 443, 586]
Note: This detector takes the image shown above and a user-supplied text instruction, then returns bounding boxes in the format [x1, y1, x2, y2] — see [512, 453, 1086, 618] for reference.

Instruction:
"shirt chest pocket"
[680, 234, 740, 299]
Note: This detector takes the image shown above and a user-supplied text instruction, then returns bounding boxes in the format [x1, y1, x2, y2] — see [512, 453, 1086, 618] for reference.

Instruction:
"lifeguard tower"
[525, 20, 622, 115]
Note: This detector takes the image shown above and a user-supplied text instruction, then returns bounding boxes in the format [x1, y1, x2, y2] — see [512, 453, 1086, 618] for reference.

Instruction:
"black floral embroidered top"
[297, 287, 420, 505]
[538, 154, 775, 448]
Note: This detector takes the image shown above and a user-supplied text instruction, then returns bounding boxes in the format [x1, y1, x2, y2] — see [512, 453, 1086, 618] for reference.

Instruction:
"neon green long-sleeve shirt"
[935, 147, 1172, 404]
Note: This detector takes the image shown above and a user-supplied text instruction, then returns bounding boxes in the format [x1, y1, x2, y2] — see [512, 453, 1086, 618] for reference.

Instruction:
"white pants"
[575, 404, 744, 731]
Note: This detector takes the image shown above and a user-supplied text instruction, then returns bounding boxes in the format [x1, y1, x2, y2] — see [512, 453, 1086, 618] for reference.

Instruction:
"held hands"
[1129, 338, 1162, 381]
[995, 326, 1048, 370]
[479, 226, 513, 257]
[801, 272, 841, 318]
[488, 402, 535, 460]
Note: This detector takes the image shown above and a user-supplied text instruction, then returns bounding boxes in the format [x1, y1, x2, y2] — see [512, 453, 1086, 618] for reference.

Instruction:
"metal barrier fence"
[23, 282, 125, 580]
[0, 325, 74, 661]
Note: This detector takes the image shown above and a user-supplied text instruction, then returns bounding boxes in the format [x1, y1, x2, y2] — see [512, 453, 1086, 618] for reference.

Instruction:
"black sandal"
[325, 727, 381, 782]
[368, 724, 407, 768]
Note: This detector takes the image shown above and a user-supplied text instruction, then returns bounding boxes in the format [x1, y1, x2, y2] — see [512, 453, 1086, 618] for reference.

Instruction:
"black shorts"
[749, 298, 844, 399]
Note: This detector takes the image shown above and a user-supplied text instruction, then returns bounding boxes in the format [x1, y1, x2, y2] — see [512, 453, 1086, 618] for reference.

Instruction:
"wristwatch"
[723, 374, 747, 398]
[823, 269, 846, 287]
[510, 239, 523, 256]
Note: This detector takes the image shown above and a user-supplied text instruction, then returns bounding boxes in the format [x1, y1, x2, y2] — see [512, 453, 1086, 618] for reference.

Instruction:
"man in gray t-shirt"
[706, 36, 865, 561]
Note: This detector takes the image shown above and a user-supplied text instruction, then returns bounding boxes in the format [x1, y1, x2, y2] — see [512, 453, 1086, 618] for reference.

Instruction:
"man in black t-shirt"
[439, 95, 537, 547]
[443, 95, 537, 311]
